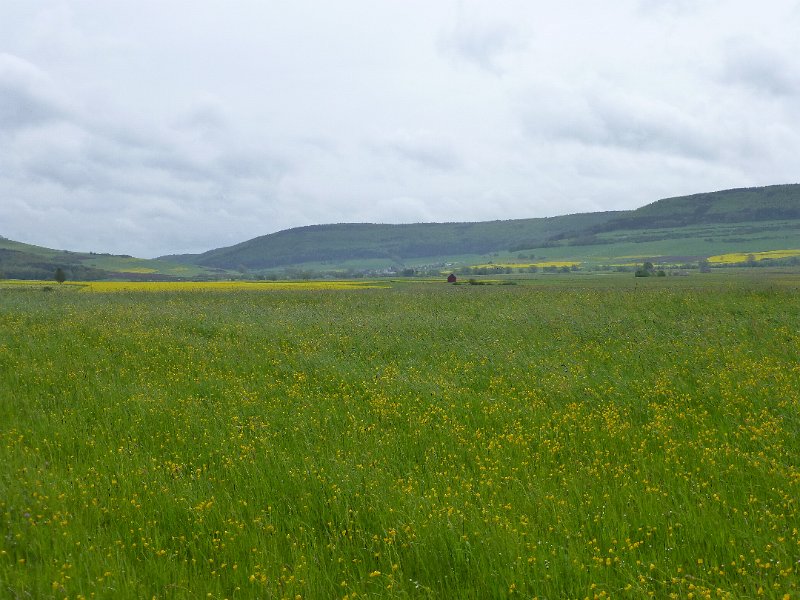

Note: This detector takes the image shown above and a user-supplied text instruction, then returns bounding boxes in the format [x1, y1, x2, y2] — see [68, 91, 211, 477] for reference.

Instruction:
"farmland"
[1, 276, 799, 599]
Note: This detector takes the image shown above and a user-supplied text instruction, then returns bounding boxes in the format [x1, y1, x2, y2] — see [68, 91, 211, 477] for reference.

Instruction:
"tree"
[635, 261, 654, 277]
[54, 267, 66, 284]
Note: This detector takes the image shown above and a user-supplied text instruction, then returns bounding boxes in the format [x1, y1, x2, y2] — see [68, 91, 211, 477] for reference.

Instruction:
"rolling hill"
[167, 184, 800, 273]
[163, 211, 619, 270]
[587, 184, 800, 233]
[3, 184, 800, 280]
[0, 237, 217, 281]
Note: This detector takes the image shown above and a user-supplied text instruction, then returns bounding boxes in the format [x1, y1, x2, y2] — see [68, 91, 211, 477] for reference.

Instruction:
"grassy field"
[1, 276, 799, 599]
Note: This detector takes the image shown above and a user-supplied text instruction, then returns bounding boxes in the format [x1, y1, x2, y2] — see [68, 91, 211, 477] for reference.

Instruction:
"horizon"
[3, 182, 799, 259]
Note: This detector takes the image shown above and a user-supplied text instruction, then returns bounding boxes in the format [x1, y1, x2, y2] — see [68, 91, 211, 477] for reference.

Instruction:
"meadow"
[1, 276, 799, 599]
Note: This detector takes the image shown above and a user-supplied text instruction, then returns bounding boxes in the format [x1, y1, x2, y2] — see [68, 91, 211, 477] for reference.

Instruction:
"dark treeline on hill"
[587, 184, 800, 233]
[167, 184, 800, 270]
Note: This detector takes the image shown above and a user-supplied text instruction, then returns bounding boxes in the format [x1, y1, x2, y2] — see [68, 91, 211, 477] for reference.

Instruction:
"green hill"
[4, 184, 800, 280]
[587, 184, 800, 233]
[0, 237, 214, 281]
[167, 184, 800, 273]
[167, 212, 619, 270]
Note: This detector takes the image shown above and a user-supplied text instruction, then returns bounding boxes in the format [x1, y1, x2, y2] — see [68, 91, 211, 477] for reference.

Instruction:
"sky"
[1, 1, 799, 258]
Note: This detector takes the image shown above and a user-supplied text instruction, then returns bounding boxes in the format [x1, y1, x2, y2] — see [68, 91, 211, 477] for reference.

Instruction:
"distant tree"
[54, 267, 66, 284]
[746, 254, 757, 267]
[635, 261, 655, 277]
[698, 259, 711, 273]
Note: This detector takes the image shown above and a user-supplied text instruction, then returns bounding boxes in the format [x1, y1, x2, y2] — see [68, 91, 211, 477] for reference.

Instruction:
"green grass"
[1, 276, 799, 599]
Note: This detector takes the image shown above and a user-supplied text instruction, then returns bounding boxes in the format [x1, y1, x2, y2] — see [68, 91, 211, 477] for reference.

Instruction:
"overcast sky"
[2, 1, 799, 257]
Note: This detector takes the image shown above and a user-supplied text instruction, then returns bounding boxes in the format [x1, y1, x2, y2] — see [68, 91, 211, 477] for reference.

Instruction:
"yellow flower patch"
[707, 249, 800, 264]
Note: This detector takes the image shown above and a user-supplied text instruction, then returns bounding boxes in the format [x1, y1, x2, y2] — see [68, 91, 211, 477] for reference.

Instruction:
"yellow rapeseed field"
[708, 248, 800, 264]
[78, 280, 391, 292]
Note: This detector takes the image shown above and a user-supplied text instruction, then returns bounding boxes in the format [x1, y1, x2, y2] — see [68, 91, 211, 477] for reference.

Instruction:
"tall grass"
[1, 279, 799, 598]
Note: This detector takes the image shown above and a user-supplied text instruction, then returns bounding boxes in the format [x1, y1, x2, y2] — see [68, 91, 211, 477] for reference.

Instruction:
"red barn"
[447, 273, 457, 283]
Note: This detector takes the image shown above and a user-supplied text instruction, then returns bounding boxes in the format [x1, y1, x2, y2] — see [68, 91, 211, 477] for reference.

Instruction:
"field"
[708, 250, 800, 265]
[1, 276, 799, 599]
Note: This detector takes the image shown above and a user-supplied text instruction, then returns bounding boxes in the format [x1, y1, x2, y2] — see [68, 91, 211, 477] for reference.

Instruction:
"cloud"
[438, 6, 528, 74]
[719, 38, 800, 97]
[518, 83, 725, 161]
[373, 130, 461, 171]
[0, 54, 290, 256]
[0, 53, 70, 132]
[636, 0, 711, 15]
[2, 2, 800, 259]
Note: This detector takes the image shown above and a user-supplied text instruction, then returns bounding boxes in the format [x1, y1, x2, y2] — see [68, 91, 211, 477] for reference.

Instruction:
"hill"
[165, 211, 619, 270]
[4, 184, 800, 280]
[587, 184, 800, 233]
[0, 237, 216, 281]
[169, 184, 800, 273]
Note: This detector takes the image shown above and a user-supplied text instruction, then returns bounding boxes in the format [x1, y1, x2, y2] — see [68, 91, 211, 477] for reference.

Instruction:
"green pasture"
[1, 275, 799, 598]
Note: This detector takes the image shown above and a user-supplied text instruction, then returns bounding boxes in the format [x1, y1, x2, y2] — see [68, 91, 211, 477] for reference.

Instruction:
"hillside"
[167, 212, 619, 270]
[4, 184, 800, 280]
[0, 237, 214, 281]
[586, 184, 800, 233]
[167, 184, 800, 273]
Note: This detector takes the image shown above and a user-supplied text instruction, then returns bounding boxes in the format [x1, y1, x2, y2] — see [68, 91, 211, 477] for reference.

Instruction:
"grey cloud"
[519, 85, 724, 161]
[172, 99, 228, 133]
[374, 131, 461, 171]
[637, 0, 711, 15]
[3, 2, 800, 258]
[438, 11, 527, 74]
[0, 53, 70, 132]
[0, 56, 290, 256]
[720, 38, 800, 96]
